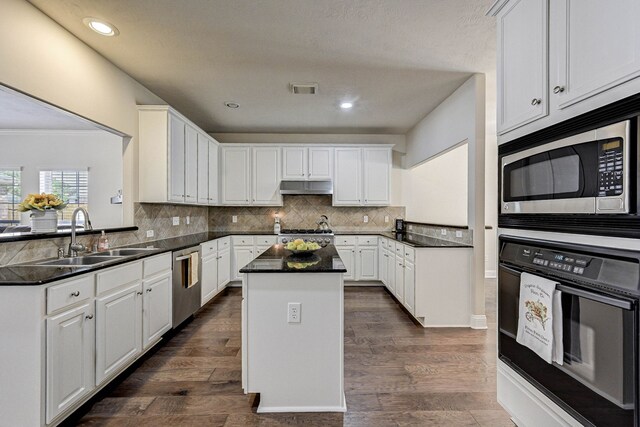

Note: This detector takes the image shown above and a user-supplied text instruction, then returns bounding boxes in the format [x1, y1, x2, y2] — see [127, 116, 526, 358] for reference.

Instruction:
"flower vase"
[30, 209, 59, 233]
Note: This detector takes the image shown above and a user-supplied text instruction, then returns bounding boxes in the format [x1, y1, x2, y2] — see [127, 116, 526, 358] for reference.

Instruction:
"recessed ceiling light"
[225, 102, 240, 109]
[83, 17, 119, 36]
[340, 102, 353, 109]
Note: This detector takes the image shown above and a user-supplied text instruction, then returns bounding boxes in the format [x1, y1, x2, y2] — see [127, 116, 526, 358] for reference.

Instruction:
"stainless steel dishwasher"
[172, 246, 202, 328]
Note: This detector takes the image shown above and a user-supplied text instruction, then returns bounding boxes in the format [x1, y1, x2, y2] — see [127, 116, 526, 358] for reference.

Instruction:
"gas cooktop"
[280, 229, 333, 234]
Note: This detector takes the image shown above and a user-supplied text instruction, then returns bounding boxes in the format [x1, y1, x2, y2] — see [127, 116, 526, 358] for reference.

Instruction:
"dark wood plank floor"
[75, 280, 511, 426]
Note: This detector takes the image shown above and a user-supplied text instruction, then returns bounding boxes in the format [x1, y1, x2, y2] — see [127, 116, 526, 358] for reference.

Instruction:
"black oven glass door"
[503, 141, 599, 203]
[499, 266, 637, 427]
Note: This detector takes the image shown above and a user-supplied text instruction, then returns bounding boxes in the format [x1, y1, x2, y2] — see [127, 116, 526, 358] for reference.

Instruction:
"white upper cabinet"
[363, 147, 391, 205]
[282, 146, 333, 180]
[197, 133, 209, 204]
[550, 0, 640, 110]
[496, 0, 548, 134]
[308, 147, 333, 180]
[282, 146, 307, 180]
[333, 147, 362, 206]
[168, 113, 186, 202]
[252, 146, 282, 205]
[221, 146, 251, 205]
[208, 140, 219, 204]
[334, 146, 391, 206]
[184, 125, 199, 203]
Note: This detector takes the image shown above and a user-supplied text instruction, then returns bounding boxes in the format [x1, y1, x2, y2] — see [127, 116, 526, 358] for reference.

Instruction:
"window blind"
[39, 170, 89, 221]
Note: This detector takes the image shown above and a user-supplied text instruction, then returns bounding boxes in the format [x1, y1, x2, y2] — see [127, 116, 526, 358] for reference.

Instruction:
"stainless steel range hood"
[279, 180, 333, 195]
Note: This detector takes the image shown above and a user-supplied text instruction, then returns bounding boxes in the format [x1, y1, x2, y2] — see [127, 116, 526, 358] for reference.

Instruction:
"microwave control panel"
[597, 138, 624, 197]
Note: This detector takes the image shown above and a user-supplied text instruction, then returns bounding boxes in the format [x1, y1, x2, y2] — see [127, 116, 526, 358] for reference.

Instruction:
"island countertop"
[239, 244, 347, 273]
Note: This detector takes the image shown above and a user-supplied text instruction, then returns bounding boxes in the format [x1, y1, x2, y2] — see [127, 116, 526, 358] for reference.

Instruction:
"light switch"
[146, 230, 154, 238]
[172, 217, 180, 226]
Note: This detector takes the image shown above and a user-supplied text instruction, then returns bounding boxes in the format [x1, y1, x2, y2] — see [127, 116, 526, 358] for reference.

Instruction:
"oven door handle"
[499, 265, 634, 310]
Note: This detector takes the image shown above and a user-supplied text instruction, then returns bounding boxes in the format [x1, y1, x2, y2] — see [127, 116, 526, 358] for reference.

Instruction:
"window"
[0, 169, 21, 225]
[39, 170, 89, 222]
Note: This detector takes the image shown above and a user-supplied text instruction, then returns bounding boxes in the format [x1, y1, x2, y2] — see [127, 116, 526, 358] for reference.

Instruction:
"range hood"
[279, 180, 333, 195]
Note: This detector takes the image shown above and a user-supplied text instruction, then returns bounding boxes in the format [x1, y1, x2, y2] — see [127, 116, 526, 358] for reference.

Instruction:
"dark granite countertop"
[240, 244, 346, 274]
[334, 231, 473, 248]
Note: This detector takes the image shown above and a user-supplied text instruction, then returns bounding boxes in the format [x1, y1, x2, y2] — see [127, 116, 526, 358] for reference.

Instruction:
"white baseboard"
[485, 269, 497, 279]
[470, 314, 488, 329]
[344, 280, 384, 287]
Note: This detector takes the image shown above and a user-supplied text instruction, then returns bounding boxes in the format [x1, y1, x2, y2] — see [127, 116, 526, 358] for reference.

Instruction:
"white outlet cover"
[288, 302, 301, 323]
[441, 228, 447, 235]
[232, 215, 238, 223]
[146, 230, 154, 238]
[384, 216, 389, 223]
[363, 215, 369, 223]
[172, 216, 180, 226]
[186, 215, 190, 225]
[455, 230, 463, 238]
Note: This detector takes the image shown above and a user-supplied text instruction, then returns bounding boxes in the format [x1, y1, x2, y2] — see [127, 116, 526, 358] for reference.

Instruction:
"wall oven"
[501, 120, 632, 215]
[498, 236, 640, 427]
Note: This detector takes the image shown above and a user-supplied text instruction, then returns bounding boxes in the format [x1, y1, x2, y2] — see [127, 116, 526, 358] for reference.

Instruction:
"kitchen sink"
[90, 248, 158, 257]
[30, 256, 123, 267]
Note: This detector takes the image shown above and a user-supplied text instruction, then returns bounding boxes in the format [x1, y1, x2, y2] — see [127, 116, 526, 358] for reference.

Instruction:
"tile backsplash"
[208, 195, 405, 232]
[405, 222, 473, 246]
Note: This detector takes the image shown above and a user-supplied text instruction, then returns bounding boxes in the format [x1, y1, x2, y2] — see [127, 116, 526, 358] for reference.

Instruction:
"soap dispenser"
[274, 215, 281, 235]
[97, 230, 110, 252]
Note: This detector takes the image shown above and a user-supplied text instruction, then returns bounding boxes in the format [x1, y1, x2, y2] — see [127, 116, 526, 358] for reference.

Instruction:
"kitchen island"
[240, 244, 347, 413]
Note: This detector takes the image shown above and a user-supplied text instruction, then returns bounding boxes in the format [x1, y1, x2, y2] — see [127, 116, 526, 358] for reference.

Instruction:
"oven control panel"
[516, 247, 601, 280]
[597, 138, 624, 197]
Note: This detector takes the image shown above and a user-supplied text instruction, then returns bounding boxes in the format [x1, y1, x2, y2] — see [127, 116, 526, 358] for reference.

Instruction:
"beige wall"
[0, 0, 165, 225]
[403, 143, 468, 226]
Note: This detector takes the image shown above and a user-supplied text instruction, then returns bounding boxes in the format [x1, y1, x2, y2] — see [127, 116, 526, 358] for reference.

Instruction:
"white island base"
[242, 271, 346, 413]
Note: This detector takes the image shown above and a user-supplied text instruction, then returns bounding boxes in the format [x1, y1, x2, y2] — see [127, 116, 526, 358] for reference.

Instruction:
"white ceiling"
[0, 86, 102, 130]
[28, 0, 496, 134]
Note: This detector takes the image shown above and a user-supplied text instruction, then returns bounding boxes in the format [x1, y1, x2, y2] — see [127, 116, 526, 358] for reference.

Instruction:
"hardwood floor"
[74, 280, 512, 426]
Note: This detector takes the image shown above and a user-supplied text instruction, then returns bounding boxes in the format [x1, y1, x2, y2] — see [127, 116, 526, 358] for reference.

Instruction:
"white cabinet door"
[217, 249, 231, 288]
[142, 272, 172, 349]
[201, 253, 218, 306]
[387, 250, 396, 294]
[333, 148, 362, 206]
[233, 247, 254, 280]
[208, 140, 219, 204]
[255, 244, 272, 257]
[308, 147, 333, 180]
[379, 246, 387, 287]
[394, 255, 404, 301]
[46, 302, 94, 424]
[252, 146, 282, 205]
[95, 282, 142, 386]
[551, 0, 640, 111]
[168, 114, 185, 202]
[497, 0, 548, 134]
[337, 246, 356, 281]
[184, 125, 199, 203]
[363, 147, 391, 206]
[221, 146, 251, 205]
[282, 146, 307, 180]
[357, 246, 378, 280]
[403, 261, 415, 315]
[197, 133, 209, 204]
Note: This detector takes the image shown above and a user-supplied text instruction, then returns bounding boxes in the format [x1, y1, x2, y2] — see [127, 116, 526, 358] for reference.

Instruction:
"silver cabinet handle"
[136, 291, 143, 296]
[553, 86, 565, 94]
[531, 98, 542, 106]
[70, 291, 80, 297]
[85, 314, 94, 320]
[146, 288, 153, 293]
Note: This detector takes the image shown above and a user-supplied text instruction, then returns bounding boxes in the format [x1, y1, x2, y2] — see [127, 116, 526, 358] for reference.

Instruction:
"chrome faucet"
[67, 207, 93, 257]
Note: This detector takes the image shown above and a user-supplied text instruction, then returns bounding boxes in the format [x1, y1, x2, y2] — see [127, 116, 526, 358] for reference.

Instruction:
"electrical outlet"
[363, 215, 369, 223]
[288, 302, 301, 323]
[441, 228, 447, 236]
[146, 230, 154, 238]
[172, 216, 180, 226]
[186, 215, 190, 225]
[455, 230, 463, 238]
[232, 215, 238, 223]
[384, 215, 389, 223]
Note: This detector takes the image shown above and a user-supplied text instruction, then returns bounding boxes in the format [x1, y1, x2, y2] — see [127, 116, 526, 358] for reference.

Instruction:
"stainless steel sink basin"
[90, 248, 158, 257]
[31, 256, 123, 267]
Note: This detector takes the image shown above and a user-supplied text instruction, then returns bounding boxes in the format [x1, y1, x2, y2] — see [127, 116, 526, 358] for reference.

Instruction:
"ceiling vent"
[290, 83, 318, 95]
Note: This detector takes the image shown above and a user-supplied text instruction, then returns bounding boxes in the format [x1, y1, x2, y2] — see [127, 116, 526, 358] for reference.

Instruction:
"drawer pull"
[146, 288, 153, 293]
[85, 314, 94, 320]
[70, 291, 80, 297]
[136, 291, 143, 296]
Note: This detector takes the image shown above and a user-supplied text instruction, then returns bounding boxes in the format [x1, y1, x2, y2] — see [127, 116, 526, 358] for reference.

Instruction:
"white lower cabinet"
[379, 245, 387, 287]
[394, 255, 404, 301]
[46, 302, 95, 424]
[201, 238, 232, 305]
[386, 249, 395, 294]
[403, 260, 415, 315]
[233, 246, 255, 280]
[142, 271, 172, 349]
[337, 236, 378, 282]
[217, 248, 231, 288]
[95, 281, 143, 386]
[357, 246, 378, 280]
[201, 250, 219, 305]
[230, 236, 277, 281]
[336, 245, 356, 280]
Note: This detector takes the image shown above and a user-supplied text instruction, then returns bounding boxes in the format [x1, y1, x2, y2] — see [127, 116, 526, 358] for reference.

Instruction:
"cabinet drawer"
[255, 235, 277, 246]
[97, 261, 143, 295]
[200, 240, 217, 257]
[232, 236, 255, 246]
[394, 242, 403, 255]
[380, 238, 388, 249]
[404, 246, 415, 262]
[335, 236, 356, 246]
[387, 241, 396, 253]
[47, 275, 95, 314]
[357, 236, 378, 246]
[217, 237, 231, 250]
[143, 253, 172, 278]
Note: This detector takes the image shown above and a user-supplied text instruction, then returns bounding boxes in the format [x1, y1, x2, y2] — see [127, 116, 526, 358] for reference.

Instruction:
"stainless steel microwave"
[501, 120, 631, 215]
